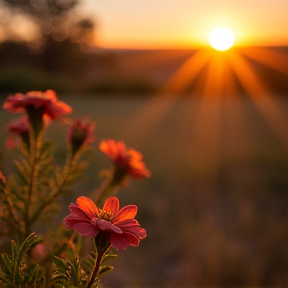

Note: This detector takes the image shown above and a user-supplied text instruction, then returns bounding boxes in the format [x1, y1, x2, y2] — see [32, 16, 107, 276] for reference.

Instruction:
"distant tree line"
[0, 1, 287, 95]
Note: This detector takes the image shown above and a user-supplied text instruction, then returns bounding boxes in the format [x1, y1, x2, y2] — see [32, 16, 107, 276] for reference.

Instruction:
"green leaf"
[51, 273, 68, 286]
[10, 240, 17, 276]
[17, 233, 43, 265]
[40, 141, 53, 156]
[0, 270, 13, 283]
[80, 258, 95, 275]
[103, 253, 118, 262]
[0, 234, 44, 286]
[13, 160, 30, 184]
[1, 283, 17, 288]
[22, 264, 44, 285]
[0, 254, 12, 276]
[98, 265, 114, 275]
[53, 256, 71, 275]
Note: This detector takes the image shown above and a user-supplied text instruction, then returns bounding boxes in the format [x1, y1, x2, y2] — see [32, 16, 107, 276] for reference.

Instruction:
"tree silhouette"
[0, 0, 97, 74]
[0, 0, 96, 47]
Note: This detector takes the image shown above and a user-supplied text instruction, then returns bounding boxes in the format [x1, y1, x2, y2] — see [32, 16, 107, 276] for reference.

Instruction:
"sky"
[79, 0, 288, 49]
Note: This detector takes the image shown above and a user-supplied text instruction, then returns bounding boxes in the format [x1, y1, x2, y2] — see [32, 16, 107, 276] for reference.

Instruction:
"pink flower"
[3, 90, 72, 120]
[99, 139, 150, 182]
[68, 118, 95, 156]
[63, 196, 147, 250]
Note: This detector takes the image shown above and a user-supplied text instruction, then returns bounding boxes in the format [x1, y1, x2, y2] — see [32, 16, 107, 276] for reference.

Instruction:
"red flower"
[63, 196, 147, 250]
[3, 90, 72, 120]
[99, 139, 150, 182]
[68, 118, 95, 156]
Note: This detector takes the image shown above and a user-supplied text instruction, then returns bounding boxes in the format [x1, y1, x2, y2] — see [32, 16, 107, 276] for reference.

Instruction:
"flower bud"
[68, 118, 95, 157]
[29, 242, 50, 265]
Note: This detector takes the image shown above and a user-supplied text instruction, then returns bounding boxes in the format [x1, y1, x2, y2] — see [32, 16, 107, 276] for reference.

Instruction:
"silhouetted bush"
[0, 66, 71, 94]
[88, 77, 157, 95]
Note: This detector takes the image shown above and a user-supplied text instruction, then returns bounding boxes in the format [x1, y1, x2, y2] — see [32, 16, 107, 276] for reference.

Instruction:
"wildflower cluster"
[0, 90, 150, 287]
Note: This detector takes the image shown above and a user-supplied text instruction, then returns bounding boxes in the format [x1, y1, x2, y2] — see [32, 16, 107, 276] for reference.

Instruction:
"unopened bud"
[68, 118, 95, 157]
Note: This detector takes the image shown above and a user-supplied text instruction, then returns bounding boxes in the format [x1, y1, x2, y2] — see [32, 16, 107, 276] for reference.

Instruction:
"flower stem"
[95, 177, 119, 205]
[87, 234, 111, 288]
[86, 252, 103, 288]
[24, 130, 39, 237]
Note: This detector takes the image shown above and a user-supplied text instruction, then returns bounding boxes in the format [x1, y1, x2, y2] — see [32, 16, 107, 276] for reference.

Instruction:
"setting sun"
[209, 27, 235, 51]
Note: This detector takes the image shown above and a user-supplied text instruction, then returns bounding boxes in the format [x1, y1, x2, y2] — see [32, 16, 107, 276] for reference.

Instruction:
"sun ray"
[188, 52, 226, 172]
[203, 51, 228, 95]
[119, 49, 210, 142]
[240, 47, 288, 75]
[228, 51, 288, 152]
[223, 98, 254, 159]
[118, 49, 194, 73]
[159, 49, 210, 95]
[222, 54, 239, 96]
[221, 58, 254, 157]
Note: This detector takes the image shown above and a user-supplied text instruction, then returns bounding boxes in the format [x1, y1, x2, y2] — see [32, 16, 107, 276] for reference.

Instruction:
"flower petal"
[125, 227, 147, 239]
[124, 232, 141, 247]
[114, 205, 137, 222]
[45, 89, 57, 101]
[76, 196, 98, 219]
[129, 227, 147, 239]
[117, 141, 127, 159]
[102, 197, 119, 215]
[114, 219, 139, 228]
[116, 220, 147, 239]
[74, 223, 100, 237]
[128, 168, 151, 180]
[63, 215, 90, 229]
[3, 90, 71, 120]
[96, 219, 122, 234]
[99, 139, 118, 160]
[69, 203, 91, 221]
[110, 233, 131, 250]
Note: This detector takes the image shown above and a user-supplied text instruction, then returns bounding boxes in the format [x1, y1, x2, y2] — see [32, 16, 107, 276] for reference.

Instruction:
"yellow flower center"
[97, 210, 115, 222]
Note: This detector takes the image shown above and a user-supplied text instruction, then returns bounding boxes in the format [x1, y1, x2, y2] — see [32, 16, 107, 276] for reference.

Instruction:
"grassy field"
[1, 94, 288, 287]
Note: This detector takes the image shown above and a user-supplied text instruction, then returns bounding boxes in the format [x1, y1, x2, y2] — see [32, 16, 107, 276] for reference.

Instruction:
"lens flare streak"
[228, 51, 288, 151]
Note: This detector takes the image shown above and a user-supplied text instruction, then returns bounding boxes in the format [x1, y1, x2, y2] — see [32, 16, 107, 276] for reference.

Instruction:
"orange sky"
[80, 0, 288, 49]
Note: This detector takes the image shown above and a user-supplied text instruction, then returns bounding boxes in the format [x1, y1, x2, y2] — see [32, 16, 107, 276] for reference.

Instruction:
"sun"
[209, 27, 235, 51]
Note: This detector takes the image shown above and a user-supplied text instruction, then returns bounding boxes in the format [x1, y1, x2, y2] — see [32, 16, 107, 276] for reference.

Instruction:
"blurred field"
[1, 95, 288, 287]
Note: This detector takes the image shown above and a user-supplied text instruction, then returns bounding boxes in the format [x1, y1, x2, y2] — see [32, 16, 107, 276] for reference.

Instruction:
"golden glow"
[209, 27, 234, 51]
[120, 45, 288, 159]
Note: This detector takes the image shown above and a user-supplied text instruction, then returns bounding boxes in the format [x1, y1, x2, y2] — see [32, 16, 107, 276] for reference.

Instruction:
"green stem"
[87, 234, 111, 288]
[95, 179, 112, 205]
[95, 177, 119, 205]
[86, 252, 103, 288]
[24, 130, 39, 237]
